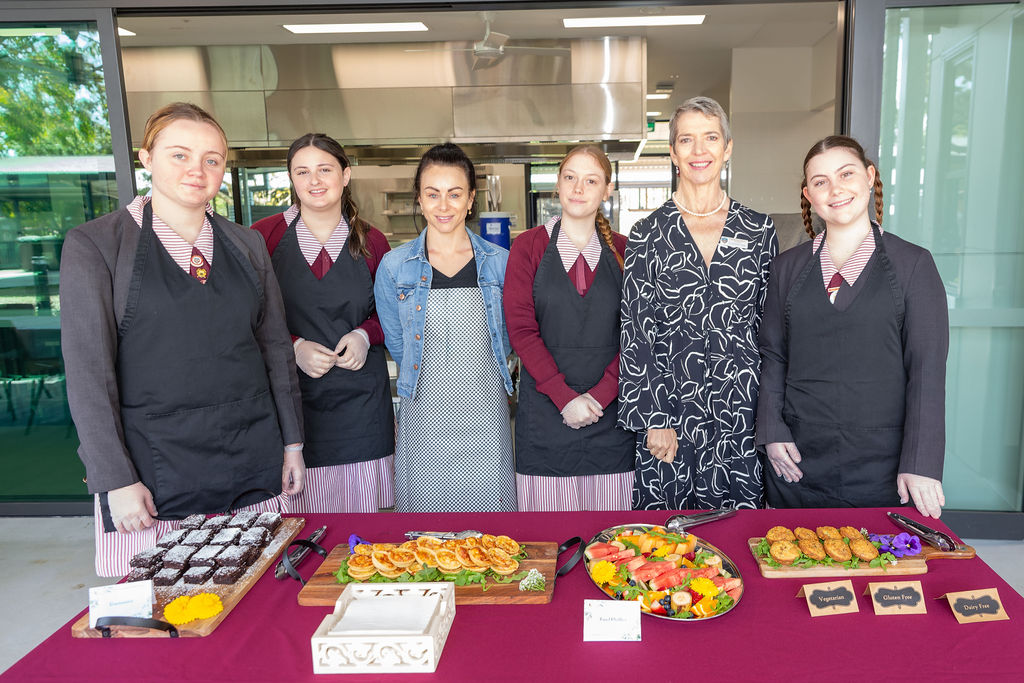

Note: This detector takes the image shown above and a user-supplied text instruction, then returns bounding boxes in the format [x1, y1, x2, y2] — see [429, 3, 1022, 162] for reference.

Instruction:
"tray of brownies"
[71, 511, 304, 638]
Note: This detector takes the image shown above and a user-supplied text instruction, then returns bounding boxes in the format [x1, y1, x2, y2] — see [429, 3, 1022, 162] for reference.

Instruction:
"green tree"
[0, 25, 111, 156]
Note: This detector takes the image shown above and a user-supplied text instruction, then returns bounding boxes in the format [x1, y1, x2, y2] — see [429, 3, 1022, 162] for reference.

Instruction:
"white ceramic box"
[311, 582, 455, 674]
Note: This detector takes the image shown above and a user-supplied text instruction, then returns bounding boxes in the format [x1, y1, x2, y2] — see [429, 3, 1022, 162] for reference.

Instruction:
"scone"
[769, 540, 801, 565]
[798, 538, 827, 561]
[840, 526, 864, 541]
[765, 526, 797, 543]
[793, 527, 818, 542]
[850, 538, 879, 561]
[823, 539, 852, 561]
[816, 526, 842, 540]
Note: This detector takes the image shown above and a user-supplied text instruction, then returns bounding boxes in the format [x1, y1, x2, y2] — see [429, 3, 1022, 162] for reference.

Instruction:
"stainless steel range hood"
[121, 36, 647, 157]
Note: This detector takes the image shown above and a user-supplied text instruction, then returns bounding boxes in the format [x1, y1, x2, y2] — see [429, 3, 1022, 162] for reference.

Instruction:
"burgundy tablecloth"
[3, 509, 1023, 682]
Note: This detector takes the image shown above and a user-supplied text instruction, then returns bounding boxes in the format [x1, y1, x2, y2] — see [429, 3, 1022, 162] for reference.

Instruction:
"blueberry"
[666, 608, 676, 617]
[628, 579, 636, 586]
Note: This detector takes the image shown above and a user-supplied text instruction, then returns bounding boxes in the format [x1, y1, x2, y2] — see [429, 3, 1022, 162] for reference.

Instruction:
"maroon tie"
[312, 247, 333, 280]
[189, 246, 210, 284]
[571, 255, 589, 296]
[827, 271, 844, 304]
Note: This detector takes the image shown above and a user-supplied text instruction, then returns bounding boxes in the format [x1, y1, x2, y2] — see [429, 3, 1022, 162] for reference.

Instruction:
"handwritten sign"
[88, 580, 154, 628]
[797, 580, 859, 617]
[583, 599, 641, 641]
[941, 588, 1009, 624]
[866, 581, 927, 615]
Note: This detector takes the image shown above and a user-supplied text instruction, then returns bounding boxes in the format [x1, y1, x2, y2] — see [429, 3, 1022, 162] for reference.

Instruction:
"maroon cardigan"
[504, 224, 627, 412]
[251, 213, 390, 346]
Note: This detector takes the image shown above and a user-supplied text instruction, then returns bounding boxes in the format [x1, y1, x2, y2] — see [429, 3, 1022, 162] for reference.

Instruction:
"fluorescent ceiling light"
[117, 27, 136, 37]
[646, 93, 670, 100]
[646, 111, 662, 117]
[563, 15, 705, 29]
[284, 22, 428, 34]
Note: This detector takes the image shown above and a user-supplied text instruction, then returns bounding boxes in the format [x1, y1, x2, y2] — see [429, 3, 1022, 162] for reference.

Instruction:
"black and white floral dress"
[618, 199, 777, 509]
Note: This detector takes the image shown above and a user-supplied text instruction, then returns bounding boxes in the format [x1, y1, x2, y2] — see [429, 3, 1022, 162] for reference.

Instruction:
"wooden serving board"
[71, 517, 305, 638]
[297, 542, 557, 606]
[747, 538, 975, 578]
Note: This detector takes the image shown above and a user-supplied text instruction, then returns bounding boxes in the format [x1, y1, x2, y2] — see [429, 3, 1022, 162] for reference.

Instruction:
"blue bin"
[478, 212, 511, 249]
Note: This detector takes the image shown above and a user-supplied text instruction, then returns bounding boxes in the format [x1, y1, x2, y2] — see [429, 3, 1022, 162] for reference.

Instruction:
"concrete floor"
[1, 517, 1022, 674]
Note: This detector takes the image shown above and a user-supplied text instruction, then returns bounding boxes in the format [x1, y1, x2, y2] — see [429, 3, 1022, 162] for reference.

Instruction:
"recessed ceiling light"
[563, 15, 704, 29]
[646, 94, 670, 100]
[283, 22, 428, 34]
[117, 27, 136, 37]
[646, 111, 662, 117]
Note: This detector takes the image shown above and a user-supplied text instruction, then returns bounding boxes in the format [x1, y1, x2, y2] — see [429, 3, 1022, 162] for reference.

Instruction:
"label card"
[88, 580, 154, 628]
[941, 588, 1010, 624]
[866, 581, 927, 615]
[797, 580, 859, 617]
[583, 599, 641, 641]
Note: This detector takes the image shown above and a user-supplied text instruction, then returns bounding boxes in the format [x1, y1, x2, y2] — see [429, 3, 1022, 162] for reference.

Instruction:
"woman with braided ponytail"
[504, 145, 635, 510]
[252, 133, 394, 513]
[757, 135, 948, 517]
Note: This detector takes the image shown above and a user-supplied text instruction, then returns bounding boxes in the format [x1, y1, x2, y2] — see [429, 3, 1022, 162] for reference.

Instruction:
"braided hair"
[558, 145, 623, 270]
[287, 133, 370, 259]
[800, 135, 884, 239]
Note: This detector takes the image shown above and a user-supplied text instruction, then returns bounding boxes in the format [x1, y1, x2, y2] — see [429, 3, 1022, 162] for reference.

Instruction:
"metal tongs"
[664, 508, 736, 532]
[404, 529, 483, 540]
[887, 512, 964, 552]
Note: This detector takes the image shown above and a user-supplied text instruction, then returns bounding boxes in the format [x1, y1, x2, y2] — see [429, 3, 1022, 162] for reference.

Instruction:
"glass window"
[880, 4, 1024, 511]
[0, 22, 117, 501]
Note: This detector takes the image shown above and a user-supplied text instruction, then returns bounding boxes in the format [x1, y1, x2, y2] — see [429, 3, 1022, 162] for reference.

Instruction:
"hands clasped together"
[561, 393, 603, 430]
[294, 330, 369, 378]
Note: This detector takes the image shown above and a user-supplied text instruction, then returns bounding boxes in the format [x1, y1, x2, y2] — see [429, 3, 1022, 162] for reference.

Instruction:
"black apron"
[515, 222, 634, 476]
[112, 203, 283, 523]
[766, 225, 906, 508]
[270, 214, 393, 468]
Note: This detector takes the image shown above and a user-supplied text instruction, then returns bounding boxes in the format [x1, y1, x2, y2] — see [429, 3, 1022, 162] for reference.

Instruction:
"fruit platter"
[584, 523, 743, 620]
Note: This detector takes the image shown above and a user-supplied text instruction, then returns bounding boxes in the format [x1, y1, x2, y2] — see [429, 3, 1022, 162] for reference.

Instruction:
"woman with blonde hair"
[60, 102, 304, 575]
[757, 135, 948, 517]
[504, 145, 634, 511]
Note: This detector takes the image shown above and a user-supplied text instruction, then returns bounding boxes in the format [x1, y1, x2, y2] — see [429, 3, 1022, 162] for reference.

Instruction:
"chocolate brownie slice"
[201, 515, 232, 531]
[212, 566, 244, 585]
[226, 511, 258, 529]
[125, 567, 156, 582]
[183, 529, 214, 546]
[162, 544, 198, 569]
[183, 566, 214, 584]
[129, 546, 166, 568]
[153, 567, 182, 586]
[253, 512, 282, 534]
[209, 528, 241, 546]
[189, 545, 223, 567]
[239, 527, 269, 548]
[155, 529, 187, 548]
[216, 545, 252, 567]
[179, 513, 206, 530]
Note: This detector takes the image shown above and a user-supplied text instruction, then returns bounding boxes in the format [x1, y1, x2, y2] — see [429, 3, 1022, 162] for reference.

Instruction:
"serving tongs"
[665, 508, 736, 532]
[404, 529, 483, 540]
[887, 512, 966, 552]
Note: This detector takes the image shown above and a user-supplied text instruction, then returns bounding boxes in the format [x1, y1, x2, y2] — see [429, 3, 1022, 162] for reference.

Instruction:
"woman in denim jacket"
[374, 143, 516, 512]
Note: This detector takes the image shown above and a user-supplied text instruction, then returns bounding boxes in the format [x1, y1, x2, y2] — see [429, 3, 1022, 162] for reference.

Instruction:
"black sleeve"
[755, 254, 795, 447]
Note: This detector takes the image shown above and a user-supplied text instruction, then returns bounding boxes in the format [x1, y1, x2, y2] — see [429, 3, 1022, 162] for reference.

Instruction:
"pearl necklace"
[675, 191, 728, 218]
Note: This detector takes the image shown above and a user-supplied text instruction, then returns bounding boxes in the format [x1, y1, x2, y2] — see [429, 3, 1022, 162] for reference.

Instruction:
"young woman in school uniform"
[252, 134, 394, 513]
[60, 103, 304, 576]
[503, 145, 634, 511]
[757, 135, 948, 517]
[375, 143, 516, 512]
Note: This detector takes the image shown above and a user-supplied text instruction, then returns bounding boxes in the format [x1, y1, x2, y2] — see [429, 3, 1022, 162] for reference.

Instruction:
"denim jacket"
[374, 227, 513, 400]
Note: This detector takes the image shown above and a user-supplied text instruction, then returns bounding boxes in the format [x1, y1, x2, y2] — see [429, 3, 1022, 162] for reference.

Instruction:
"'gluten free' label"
[866, 581, 927, 615]
[797, 580, 859, 617]
[941, 588, 1009, 624]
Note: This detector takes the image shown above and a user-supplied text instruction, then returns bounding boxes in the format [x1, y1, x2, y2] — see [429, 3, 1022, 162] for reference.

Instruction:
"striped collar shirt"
[544, 215, 602, 273]
[813, 223, 884, 289]
[126, 195, 214, 272]
[284, 205, 350, 267]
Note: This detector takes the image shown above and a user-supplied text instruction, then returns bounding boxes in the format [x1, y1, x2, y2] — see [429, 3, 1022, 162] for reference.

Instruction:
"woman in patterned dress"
[619, 96, 778, 510]
[757, 136, 947, 517]
[375, 143, 516, 512]
[505, 146, 635, 510]
[252, 134, 394, 513]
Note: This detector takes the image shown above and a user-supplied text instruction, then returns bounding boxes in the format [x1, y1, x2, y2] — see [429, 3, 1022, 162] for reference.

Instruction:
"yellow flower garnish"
[163, 596, 194, 625]
[689, 577, 720, 597]
[590, 560, 617, 585]
[161, 593, 225, 625]
[187, 593, 224, 620]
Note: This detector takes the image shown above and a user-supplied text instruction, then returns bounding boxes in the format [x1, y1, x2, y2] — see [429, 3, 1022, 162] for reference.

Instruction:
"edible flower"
[688, 577, 720, 598]
[868, 532, 923, 558]
[162, 596, 194, 626]
[590, 560, 617, 585]
[161, 593, 225, 626]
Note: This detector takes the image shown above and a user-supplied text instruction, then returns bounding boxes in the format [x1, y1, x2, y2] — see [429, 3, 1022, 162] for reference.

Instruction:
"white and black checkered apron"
[394, 286, 516, 512]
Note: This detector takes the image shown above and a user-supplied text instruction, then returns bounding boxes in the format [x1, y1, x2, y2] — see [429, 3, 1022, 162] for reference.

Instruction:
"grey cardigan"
[59, 207, 304, 494]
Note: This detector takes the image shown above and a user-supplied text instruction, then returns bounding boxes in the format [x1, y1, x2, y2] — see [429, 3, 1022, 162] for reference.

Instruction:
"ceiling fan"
[405, 11, 571, 69]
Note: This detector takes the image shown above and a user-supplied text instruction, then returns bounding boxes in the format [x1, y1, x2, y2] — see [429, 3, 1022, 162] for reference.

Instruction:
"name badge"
[941, 588, 1010, 624]
[583, 599, 641, 641]
[719, 236, 750, 250]
[866, 581, 927, 615]
[797, 580, 859, 617]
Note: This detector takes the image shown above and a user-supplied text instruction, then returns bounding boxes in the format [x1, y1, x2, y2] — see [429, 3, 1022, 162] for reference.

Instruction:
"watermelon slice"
[585, 542, 620, 560]
[600, 548, 636, 564]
